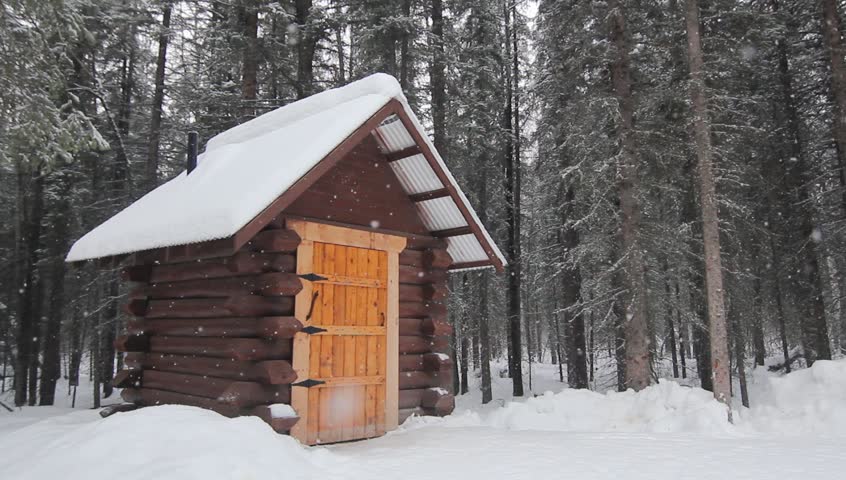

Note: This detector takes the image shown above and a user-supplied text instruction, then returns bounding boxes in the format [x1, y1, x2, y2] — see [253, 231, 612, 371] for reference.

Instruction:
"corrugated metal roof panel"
[376, 115, 416, 151]
[369, 105, 503, 270]
[389, 155, 443, 195]
[447, 234, 490, 265]
[416, 197, 467, 231]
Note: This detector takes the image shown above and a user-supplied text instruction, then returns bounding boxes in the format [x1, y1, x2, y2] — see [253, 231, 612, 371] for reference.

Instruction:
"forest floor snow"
[0, 358, 844, 480]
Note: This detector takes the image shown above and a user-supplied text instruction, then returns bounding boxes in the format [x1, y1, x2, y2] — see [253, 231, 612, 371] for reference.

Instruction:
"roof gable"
[67, 74, 505, 271]
[283, 135, 430, 235]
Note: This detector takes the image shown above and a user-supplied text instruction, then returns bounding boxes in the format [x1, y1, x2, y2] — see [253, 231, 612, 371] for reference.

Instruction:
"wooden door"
[288, 220, 405, 445]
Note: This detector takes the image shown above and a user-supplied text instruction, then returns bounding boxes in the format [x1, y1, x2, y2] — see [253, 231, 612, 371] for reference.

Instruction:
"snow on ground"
[1, 359, 844, 480]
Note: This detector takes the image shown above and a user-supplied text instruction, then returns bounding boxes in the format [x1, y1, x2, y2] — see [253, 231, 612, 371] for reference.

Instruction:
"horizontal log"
[113, 369, 142, 389]
[142, 296, 294, 318]
[399, 335, 450, 355]
[399, 283, 447, 303]
[250, 405, 300, 433]
[405, 236, 447, 251]
[99, 403, 139, 418]
[115, 334, 150, 353]
[398, 353, 454, 372]
[399, 301, 447, 319]
[245, 229, 301, 253]
[399, 265, 447, 285]
[131, 272, 302, 300]
[147, 337, 292, 361]
[398, 388, 455, 411]
[399, 369, 451, 390]
[131, 230, 299, 266]
[124, 353, 297, 385]
[399, 317, 453, 337]
[127, 316, 302, 339]
[141, 370, 290, 407]
[401, 249, 451, 269]
[124, 253, 296, 283]
[133, 237, 237, 266]
[122, 387, 241, 417]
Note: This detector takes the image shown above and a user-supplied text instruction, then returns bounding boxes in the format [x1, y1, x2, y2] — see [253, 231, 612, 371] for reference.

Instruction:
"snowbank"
[741, 359, 846, 435]
[404, 380, 736, 435]
[0, 405, 334, 480]
[1, 360, 843, 480]
[405, 358, 846, 437]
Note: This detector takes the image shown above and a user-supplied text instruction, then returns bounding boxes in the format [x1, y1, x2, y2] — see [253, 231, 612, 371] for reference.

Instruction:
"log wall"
[115, 223, 304, 433]
[113, 218, 456, 436]
[396, 243, 455, 423]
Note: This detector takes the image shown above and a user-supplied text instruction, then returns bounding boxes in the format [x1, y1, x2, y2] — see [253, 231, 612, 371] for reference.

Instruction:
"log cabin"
[67, 73, 505, 445]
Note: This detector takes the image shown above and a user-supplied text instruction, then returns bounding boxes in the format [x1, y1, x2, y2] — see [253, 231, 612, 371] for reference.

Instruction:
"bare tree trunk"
[240, 0, 259, 114]
[684, 0, 731, 414]
[673, 272, 688, 378]
[560, 182, 587, 389]
[666, 271, 680, 379]
[503, 1, 523, 397]
[821, 0, 846, 205]
[730, 304, 750, 407]
[399, 0, 412, 91]
[430, 0, 447, 161]
[38, 176, 72, 405]
[771, 0, 832, 366]
[146, 1, 171, 191]
[609, 0, 651, 391]
[295, 0, 319, 99]
[459, 276, 470, 395]
[476, 160, 493, 404]
[14, 165, 44, 407]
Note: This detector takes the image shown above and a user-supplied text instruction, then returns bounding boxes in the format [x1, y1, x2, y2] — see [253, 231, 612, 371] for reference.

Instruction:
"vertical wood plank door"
[288, 220, 405, 445]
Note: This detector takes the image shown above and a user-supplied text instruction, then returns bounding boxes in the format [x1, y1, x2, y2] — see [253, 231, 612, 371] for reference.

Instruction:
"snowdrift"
[742, 358, 846, 435]
[1, 359, 843, 480]
[0, 405, 334, 480]
[406, 358, 846, 436]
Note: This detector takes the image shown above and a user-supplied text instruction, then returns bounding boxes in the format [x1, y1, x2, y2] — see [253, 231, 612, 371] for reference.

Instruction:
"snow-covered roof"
[66, 73, 505, 270]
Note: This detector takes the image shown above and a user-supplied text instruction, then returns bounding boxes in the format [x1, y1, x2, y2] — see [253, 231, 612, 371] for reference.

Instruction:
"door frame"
[287, 219, 406, 444]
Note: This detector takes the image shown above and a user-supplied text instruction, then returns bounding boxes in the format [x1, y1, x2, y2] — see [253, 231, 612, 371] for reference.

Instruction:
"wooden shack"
[67, 74, 505, 445]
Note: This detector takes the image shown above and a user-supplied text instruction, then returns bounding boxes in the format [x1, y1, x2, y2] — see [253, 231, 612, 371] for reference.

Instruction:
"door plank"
[289, 238, 313, 444]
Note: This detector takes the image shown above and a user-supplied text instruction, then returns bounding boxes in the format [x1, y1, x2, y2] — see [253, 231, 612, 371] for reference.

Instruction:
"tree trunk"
[476, 158, 493, 404]
[730, 304, 750, 407]
[145, 1, 171, 191]
[399, 0, 412, 91]
[503, 1, 523, 397]
[771, 0, 832, 367]
[38, 177, 72, 405]
[241, 0, 259, 114]
[684, 0, 731, 413]
[821, 0, 846, 205]
[609, 0, 651, 391]
[560, 185, 587, 389]
[295, 0, 319, 99]
[459, 276, 470, 395]
[13, 165, 45, 407]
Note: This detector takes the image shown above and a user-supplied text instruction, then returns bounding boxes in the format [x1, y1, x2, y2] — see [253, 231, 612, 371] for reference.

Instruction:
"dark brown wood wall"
[284, 136, 430, 236]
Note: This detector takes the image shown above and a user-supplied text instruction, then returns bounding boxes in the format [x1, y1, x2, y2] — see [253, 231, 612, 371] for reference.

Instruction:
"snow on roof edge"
[205, 73, 403, 154]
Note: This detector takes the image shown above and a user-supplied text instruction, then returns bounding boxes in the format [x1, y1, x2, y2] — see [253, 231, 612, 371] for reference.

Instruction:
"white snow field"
[1, 359, 844, 480]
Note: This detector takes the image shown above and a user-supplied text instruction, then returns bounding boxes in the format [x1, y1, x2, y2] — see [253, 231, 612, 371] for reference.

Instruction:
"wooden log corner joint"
[67, 75, 505, 445]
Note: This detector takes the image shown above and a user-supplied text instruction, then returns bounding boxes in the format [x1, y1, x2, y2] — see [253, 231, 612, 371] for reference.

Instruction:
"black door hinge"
[301, 325, 328, 335]
[298, 273, 328, 282]
[292, 378, 326, 388]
